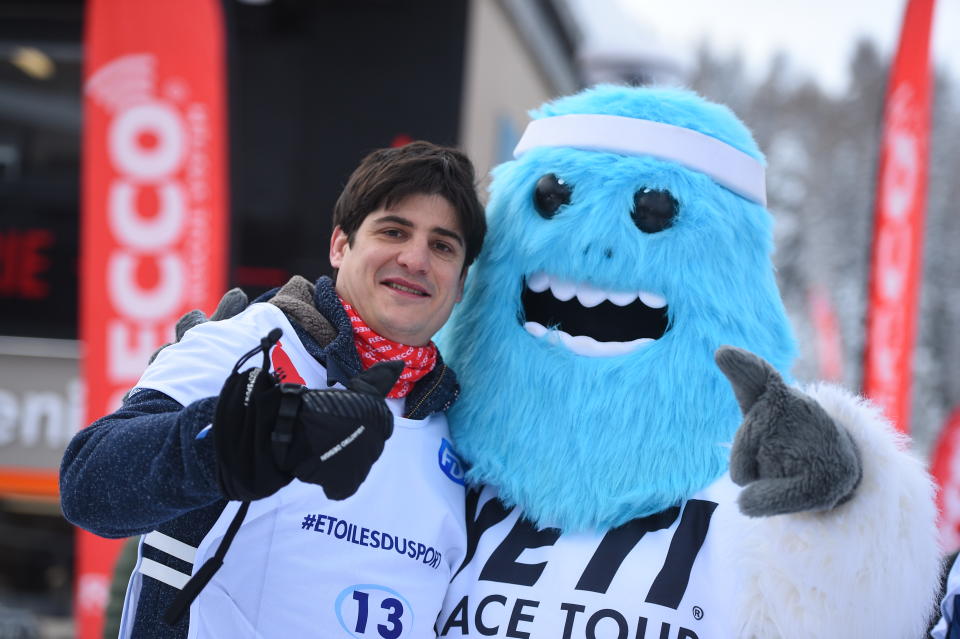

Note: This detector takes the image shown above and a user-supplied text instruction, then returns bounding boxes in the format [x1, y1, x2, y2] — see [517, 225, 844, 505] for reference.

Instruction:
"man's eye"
[434, 242, 453, 253]
[383, 228, 404, 238]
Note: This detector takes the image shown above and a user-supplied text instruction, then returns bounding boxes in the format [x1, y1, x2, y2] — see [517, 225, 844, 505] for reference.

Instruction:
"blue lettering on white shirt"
[438, 438, 466, 485]
[300, 513, 443, 569]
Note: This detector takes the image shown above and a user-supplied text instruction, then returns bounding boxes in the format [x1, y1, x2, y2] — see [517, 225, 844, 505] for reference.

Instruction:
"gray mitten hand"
[124, 288, 250, 404]
[715, 345, 862, 517]
[149, 288, 249, 363]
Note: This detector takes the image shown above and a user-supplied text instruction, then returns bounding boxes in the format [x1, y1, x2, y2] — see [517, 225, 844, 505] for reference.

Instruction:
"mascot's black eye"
[533, 173, 572, 219]
[631, 188, 678, 233]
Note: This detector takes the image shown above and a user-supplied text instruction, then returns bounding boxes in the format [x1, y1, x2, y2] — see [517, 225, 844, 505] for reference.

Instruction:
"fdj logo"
[335, 585, 413, 639]
[438, 439, 465, 485]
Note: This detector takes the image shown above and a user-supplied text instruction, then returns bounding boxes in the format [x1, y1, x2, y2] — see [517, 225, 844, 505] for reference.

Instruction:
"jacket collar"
[268, 276, 460, 420]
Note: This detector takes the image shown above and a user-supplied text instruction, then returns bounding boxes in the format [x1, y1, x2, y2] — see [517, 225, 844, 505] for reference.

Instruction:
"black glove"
[715, 345, 862, 517]
[272, 360, 403, 500]
[213, 354, 291, 501]
[213, 329, 402, 501]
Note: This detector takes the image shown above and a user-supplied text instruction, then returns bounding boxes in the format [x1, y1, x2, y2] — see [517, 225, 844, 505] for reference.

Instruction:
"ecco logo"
[438, 439, 465, 485]
[103, 67, 190, 408]
[86, 53, 218, 410]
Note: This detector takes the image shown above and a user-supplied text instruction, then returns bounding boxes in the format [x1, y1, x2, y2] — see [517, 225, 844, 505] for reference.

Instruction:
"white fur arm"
[726, 383, 940, 639]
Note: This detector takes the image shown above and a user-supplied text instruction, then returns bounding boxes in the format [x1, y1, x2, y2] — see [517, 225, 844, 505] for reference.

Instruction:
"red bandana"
[339, 297, 438, 399]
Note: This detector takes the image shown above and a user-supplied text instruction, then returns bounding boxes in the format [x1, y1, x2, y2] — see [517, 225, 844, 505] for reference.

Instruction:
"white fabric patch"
[144, 530, 197, 564]
[513, 113, 767, 206]
[139, 557, 190, 590]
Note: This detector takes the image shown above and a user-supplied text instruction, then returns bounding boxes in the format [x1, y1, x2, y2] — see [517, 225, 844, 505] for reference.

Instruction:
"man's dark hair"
[332, 141, 486, 269]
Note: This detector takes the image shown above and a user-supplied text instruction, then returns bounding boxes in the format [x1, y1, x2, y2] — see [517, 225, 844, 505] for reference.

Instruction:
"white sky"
[572, 0, 960, 96]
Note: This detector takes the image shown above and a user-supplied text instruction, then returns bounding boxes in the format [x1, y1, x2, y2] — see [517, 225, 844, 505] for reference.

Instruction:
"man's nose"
[396, 240, 430, 272]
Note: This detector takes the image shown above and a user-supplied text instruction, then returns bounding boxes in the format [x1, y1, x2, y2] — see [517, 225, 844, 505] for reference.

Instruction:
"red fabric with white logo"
[270, 341, 306, 385]
[80, 0, 229, 636]
[863, 0, 936, 434]
[340, 297, 437, 398]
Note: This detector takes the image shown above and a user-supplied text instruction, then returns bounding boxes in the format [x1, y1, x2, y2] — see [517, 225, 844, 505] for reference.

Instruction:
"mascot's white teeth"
[524, 321, 654, 357]
[526, 271, 666, 309]
[521, 271, 669, 356]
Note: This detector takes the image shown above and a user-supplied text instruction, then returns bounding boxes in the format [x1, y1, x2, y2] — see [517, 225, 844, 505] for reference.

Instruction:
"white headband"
[513, 113, 767, 206]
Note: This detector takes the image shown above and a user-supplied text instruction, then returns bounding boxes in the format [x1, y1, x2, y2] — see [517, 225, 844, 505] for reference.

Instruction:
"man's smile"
[382, 278, 431, 297]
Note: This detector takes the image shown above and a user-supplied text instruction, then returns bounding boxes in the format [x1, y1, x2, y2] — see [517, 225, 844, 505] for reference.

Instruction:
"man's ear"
[329, 226, 348, 268]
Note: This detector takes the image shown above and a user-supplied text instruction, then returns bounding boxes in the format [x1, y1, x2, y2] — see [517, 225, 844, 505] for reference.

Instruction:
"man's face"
[330, 193, 467, 346]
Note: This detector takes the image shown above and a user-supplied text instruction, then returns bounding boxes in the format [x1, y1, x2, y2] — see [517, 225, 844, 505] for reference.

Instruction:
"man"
[60, 141, 486, 637]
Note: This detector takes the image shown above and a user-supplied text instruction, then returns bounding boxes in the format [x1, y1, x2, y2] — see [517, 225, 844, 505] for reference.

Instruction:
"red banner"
[932, 408, 960, 552]
[79, 0, 228, 636]
[863, 0, 936, 434]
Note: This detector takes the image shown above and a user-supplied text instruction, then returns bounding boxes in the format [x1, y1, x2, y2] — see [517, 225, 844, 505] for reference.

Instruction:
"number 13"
[353, 590, 404, 639]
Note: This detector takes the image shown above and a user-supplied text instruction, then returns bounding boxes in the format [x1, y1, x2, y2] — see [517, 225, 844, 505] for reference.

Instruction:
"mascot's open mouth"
[520, 271, 669, 357]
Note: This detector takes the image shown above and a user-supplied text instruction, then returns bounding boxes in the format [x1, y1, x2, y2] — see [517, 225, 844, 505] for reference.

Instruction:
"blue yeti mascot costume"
[435, 86, 939, 638]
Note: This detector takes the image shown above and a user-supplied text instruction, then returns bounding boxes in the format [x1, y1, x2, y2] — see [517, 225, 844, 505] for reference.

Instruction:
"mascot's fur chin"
[440, 86, 939, 638]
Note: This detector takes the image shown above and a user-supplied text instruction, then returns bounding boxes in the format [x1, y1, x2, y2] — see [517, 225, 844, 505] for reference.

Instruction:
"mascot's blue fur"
[441, 85, 797, 532]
